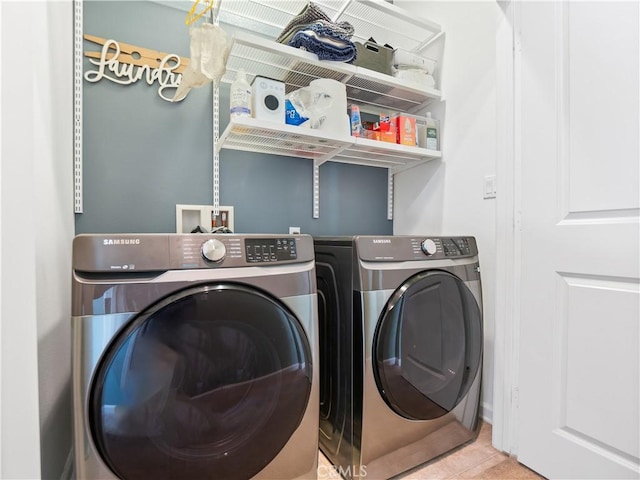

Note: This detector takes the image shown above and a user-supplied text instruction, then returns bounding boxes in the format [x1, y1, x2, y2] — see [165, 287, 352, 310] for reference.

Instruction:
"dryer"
[72, 233, 319, 480]
[314, 235, 483, 479]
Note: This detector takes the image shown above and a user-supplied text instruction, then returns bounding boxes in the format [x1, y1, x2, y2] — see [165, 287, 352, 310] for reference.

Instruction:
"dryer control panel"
[356, 236, 477, 262]
[439, 237, 473, 257]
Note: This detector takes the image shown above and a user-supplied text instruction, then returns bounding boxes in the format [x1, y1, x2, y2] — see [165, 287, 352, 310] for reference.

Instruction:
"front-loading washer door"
[89, 282, 313, 480]
[373, 270, 482, 421]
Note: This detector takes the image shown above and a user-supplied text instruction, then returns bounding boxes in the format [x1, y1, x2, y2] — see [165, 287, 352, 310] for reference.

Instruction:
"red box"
[394, 115, 417, 146]
[379, 115, 397, 143]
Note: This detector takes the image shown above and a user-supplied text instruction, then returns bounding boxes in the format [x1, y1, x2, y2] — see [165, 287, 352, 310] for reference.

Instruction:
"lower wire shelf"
[217, 117, 442, 218]
[218, 117, 441, 167]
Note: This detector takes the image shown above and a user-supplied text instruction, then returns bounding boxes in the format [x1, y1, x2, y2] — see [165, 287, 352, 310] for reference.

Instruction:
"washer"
[72, 233, 319, 480]
[314, 235, 483, 479]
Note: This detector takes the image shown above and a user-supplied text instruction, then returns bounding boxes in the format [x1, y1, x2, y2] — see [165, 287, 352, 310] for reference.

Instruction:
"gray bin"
[354, 40, 394, 76]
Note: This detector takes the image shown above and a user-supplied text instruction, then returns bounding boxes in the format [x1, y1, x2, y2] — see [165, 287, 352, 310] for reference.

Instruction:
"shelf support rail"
[387, 169, 394, 221]
[212, 2, 222, 216]
[313, 159, 321, 219]
[213, 82, 220, 216]
[73, 0, 83, 213]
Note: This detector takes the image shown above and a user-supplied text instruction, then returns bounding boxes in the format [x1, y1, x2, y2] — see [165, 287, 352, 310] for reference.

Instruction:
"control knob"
[421, 239, 438, 256]
[201, 238, 226, 262]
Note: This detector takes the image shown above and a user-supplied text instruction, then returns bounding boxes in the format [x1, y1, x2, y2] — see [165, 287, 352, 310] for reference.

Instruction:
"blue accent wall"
[76, 1, 393, 235]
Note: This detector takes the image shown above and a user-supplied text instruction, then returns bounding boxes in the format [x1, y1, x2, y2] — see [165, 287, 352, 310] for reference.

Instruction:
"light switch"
[483, 175, 496, 199]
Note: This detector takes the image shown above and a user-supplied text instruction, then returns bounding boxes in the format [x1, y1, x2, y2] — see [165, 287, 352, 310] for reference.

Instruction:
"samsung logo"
[372, 239, 392, 244]
[103, 239, 141, 245]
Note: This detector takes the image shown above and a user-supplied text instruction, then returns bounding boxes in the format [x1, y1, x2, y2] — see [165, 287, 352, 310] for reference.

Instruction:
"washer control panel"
[73, 234, 314, 272]
[168, 235, 310, 269]
[245, 237, 297, 263]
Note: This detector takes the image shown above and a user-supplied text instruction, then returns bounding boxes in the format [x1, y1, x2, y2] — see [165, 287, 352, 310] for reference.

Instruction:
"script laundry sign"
[83, 34, 190, 102]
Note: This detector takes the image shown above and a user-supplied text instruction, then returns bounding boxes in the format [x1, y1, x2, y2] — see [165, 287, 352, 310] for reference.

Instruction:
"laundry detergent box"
[394, 115, 417, 146]
[378, 114, 397, 143]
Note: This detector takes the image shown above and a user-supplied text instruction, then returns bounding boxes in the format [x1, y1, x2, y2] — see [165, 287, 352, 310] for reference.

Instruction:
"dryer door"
[89, 283, 313, 480]
[373, 270, 482, 420]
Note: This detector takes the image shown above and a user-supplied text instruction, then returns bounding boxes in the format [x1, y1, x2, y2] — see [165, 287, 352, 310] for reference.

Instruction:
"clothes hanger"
[185, 0, 214, 26]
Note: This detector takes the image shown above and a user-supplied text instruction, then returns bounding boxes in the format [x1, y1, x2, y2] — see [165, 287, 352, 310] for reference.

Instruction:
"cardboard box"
[378, 115, 397, 143]
[363, 130, 380, 141]
[394, 115, 417, 146]
[379, 131, 397, 143]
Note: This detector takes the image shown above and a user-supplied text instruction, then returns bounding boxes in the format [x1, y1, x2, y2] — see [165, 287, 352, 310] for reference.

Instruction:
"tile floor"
[318, 421, 546, 479]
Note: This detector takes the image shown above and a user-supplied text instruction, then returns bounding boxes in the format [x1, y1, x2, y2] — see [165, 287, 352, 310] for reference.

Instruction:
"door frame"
[493, 0, 522, 456]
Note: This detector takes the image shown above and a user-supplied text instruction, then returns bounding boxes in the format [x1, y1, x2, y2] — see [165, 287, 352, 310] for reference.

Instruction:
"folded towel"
[280, 18, 355, 45]
[277, 2, 354, 44]
[301, 22, 352, 42]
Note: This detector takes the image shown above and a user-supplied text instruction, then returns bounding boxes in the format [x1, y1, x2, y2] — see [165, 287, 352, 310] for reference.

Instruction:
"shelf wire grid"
[218, 0, 441, 53]
[220, 120, 352, 160]
[217, 0, 443, 112]
[222, 41, 351, 94]
[221, 33, 440, 113]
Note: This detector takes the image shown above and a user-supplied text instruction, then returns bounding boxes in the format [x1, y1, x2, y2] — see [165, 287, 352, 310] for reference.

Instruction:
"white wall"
[0, 1, 74, 478]
[1, 1, 45, 477]
[393, 0, 499, 423]
[34, 2, 75, 478]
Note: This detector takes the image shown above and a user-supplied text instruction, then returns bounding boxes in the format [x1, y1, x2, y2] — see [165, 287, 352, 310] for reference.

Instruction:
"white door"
[516, 2, 640, 479]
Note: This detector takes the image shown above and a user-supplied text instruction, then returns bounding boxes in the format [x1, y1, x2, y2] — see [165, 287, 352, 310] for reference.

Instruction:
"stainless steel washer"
[72, 234, 319, 480]
[314, 235, 483, 479]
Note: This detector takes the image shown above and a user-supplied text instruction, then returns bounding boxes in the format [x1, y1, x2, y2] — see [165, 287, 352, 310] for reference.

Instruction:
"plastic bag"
[199, 23, 229, 81]
[172, 23, 229, 102]
[286, 85, 334, 129]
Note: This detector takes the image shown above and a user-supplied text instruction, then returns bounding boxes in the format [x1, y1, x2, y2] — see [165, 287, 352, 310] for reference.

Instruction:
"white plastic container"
[393, 49, 437, 74]
[424, 112, 439, 150]
[309, 78, 350, 136]
[230, 69, 252, 118]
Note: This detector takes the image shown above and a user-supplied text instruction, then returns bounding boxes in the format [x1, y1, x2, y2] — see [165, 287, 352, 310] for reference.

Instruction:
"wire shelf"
[335, 137, 441, 171]
[214, 0, 444, 219]
[219, 117, 440, 171]
[218, 117, 353, 161]
[218, 0, 441, 53]
[221, 32, 441, 112]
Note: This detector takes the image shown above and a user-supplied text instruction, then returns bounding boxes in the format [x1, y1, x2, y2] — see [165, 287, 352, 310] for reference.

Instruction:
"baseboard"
[481, 402, 493, 425]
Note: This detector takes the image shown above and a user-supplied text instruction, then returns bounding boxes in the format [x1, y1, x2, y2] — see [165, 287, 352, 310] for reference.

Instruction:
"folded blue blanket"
[288, 23, 357, 63]
[277, 2, 354, 44]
